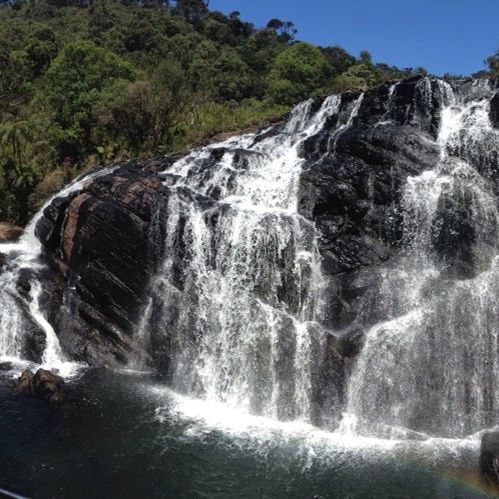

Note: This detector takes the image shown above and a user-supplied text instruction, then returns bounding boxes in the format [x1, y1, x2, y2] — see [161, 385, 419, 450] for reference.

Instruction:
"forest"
[0, 0, 497, 224]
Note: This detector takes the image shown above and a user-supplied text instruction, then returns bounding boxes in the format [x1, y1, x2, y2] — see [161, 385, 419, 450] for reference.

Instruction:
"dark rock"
[22, 322, 47, 364]
[0, 361, 13, 371]
[16, 272, 32, 298]
[480, 431, 499, 485]
[430, 161, 498, 279]
[18, 369, 34, 396]
[35, 166, 168, 364]
[33, 368, 64, 403]
[490, 91, 499, 129]
[339, 327, 366, 358]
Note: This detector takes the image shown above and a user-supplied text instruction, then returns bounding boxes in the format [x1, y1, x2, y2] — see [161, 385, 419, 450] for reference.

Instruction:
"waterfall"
[1, 76, 498, 444]
[143, 78, 499, 437]
[345, 80, 499, 438]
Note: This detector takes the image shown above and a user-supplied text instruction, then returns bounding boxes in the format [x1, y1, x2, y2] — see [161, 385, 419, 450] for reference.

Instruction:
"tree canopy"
[1, 0, 486, 224]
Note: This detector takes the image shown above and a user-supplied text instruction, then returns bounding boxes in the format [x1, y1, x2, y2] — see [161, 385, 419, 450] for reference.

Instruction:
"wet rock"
[18, 368, 64, 403]
[490, 91, 499, 129]
[35, 165, 166, 364]
[18, 369, 34, 396]
[33, 368, 64, 403]
[431, 162, 498, 279]
[0, 361, 13, 371]
[480, 431, 499, 485]
[22, 322, 47, 364]
[339, 327, 366, 358]
[0, 222, 23, 242]
[16, 273, 32, 298]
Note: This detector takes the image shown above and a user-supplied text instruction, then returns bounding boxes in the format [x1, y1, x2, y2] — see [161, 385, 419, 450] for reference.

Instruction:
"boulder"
[0, 222, 23, 242]
[17, 368, 64, 403]
[18, 369, 34, 396]
[35, 164, 167, 365]
[480, 431, 499, 485]
[33, 368, 64, 403]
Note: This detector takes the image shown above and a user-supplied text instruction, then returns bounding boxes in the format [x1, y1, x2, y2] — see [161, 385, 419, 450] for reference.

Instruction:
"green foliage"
[25, 27, 58, 76]
[0, 0, 431, 224]
[267, 42, 331, 104]
[45, 40, 138, 157]
[333, 63, 381, 91]
[175, 0, 208, 25]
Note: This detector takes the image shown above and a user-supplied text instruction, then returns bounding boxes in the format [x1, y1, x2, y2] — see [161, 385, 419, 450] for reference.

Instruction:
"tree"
[266, 18, 296, 43]
[359, 50, 372, 64]
[487, 50, 499, 76]
[45, 40, 137, 158]
[212, 49, 253, 101]
[267, 42, 331, 104]
[174, 0, 208, 25]
[333, 63, 381, 91]
[96, 80, 172, 153]
[0, 49, 32, 115]
[321, 46, 356, 77]
[187, 39, 218, 94]
[0, 114, 32, 171]
[96, 59, 187, 153]
[0, 115, 41, 223]
[25, 27, 58, 76]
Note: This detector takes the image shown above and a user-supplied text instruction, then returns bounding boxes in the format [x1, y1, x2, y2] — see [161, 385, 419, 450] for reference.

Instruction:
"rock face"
[31, 75, 498, 376]
[35, 165, 169, 365]
[480, 431, 499, 485]
[0, 222, 23, 242]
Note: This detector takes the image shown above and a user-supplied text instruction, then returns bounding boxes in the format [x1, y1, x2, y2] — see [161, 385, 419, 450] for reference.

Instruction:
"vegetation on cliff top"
[0, 0, 497, 224]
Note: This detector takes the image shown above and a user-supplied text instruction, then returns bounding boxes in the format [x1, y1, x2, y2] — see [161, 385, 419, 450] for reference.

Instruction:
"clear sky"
[209, 0, 499, 76]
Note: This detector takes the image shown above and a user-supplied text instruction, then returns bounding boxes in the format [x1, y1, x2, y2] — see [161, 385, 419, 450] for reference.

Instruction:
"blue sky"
[209, 0, 499, 76]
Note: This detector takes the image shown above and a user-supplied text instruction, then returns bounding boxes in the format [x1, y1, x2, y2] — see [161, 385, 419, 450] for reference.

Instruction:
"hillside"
[0, 0, 496, 224]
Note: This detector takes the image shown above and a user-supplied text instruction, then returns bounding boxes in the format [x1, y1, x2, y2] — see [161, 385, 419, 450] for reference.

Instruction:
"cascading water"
[141, 95, 358, 421]
[141, 77, 499, 443]
[345, 80, 499, 438]
[4, 77, 499, 499]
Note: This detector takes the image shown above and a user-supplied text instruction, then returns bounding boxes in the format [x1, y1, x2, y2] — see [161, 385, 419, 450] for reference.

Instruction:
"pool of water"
[0, 367, 496, 498]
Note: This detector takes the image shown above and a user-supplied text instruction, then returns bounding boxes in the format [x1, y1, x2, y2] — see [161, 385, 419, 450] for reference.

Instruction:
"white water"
[149, 384, 480, 473]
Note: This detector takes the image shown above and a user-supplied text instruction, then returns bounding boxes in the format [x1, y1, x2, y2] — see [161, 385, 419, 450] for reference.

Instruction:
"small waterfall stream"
[0, 167, 116, 374]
